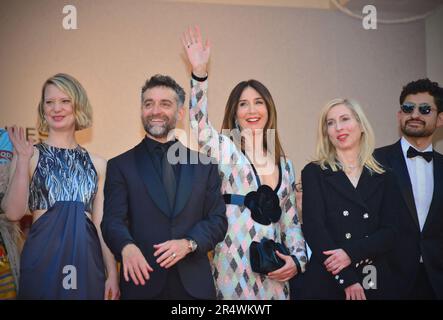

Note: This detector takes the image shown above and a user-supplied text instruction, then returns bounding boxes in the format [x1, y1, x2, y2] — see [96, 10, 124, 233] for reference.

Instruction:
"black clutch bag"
[249, 238, 290, 274]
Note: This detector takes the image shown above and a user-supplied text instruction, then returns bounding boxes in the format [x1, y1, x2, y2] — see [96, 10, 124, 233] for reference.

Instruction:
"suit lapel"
[357, 168, 384, 203]
[134, 141, 171, 217]
[388, 141, 420, 229]
[172, 143, 195, 217]
[324, 168, 368, 210]
[423, 153, 443, 233]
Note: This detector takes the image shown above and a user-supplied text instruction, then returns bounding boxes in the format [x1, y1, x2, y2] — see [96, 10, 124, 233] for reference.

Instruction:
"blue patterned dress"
[19, 143, 105, 299]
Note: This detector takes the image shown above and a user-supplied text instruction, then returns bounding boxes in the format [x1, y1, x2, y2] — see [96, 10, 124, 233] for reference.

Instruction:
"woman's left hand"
[323, 249, 351, 275]
[104, 274, 120, 300]
[267, 251, 297, 282]
[182, 25, 210, 77]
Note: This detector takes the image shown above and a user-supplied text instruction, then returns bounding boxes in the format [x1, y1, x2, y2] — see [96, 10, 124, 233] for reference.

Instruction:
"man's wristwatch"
[187, 238, 198, 252]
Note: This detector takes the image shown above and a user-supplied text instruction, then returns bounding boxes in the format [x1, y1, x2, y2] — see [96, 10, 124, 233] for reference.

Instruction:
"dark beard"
[401, 120, 433, 138]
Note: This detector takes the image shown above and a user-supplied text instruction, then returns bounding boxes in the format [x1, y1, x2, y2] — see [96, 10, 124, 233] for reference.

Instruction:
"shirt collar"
[143, 135, 177, 153]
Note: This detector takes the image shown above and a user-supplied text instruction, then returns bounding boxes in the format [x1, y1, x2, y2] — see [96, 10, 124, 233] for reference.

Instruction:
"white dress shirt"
[401, 137, 434, 232]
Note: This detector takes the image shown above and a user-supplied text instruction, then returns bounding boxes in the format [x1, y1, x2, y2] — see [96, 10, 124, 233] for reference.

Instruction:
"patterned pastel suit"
[189, 78, 307, 299]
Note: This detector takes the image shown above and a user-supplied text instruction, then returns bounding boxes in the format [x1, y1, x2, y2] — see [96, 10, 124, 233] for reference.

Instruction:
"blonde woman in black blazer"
[299, 98, 401, 300]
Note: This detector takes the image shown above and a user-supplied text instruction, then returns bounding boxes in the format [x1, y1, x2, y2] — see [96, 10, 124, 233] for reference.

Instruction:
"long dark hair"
[221, 79, 285, 163]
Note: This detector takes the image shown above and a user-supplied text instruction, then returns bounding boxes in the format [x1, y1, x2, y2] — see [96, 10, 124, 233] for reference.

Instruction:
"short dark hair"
[141, 74, 185, 106]
[400, 78, 443, 113]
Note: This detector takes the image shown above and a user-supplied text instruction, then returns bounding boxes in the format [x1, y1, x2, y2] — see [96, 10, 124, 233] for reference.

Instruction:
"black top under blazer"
[299, 162, 401, 299]
[375, 140, 443, 299]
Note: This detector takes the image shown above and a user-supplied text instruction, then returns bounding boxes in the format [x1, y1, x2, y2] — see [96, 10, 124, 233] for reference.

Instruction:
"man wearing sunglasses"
[375, 78, 443, 299]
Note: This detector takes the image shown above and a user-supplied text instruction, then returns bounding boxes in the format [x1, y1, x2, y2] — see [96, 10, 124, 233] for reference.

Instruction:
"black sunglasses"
[401, 102, 435, 115]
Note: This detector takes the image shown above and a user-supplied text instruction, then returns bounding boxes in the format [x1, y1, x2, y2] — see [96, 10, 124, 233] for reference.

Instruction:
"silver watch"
[188, 239, 197, 252]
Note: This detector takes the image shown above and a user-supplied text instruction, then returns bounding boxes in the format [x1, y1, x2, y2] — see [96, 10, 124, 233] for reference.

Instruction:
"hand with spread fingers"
[2, 126, 35, 222]
[267, 251, 297, 282]
[323, 249, 351, 275]
[182, 25, 210, 78]
[122, 244, 153, 286]
[7, 126, 34, 161]
[153, 239, 191, 269]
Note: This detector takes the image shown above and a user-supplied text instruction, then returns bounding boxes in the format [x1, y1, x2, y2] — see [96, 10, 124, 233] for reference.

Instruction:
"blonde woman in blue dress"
[2, 74, 119, 299]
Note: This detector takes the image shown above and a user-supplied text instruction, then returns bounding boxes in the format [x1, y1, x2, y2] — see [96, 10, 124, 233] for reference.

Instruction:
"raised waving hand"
[8, 126, 34, 161]
[182, 25, 210, 77]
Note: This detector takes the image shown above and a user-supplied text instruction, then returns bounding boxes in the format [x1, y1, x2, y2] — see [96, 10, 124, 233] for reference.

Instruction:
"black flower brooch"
[244, 185, 282, 225]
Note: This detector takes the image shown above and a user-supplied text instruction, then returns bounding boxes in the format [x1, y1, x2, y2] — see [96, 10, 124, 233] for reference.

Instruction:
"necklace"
[341, 162, 362, 188]
[340, 162, 358, 172]
[348, 173, 360, 188]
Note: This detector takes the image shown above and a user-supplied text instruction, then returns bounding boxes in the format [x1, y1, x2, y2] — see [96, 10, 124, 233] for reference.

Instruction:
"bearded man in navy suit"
[102, 74, 227, 300]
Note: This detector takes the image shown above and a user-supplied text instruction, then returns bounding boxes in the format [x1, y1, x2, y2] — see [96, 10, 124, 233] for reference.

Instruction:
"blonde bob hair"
[315, 98, 384, 174]
[37, 73, 92, 134]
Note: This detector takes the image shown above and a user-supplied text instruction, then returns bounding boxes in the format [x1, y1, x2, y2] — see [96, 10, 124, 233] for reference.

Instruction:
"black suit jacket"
[299, 162, 400, 299]
[101, 139, 227, 299]
[374, 140, 443, 299]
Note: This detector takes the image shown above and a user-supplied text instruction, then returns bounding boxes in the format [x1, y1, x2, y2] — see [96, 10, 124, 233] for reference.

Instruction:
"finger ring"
[187, 43, 191, 48]
[171, 252, 176, 259]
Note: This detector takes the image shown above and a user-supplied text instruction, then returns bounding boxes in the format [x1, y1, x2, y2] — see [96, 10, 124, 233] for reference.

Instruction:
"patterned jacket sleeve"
[189, 78, 225, 162]
[280, 159, 307, 273]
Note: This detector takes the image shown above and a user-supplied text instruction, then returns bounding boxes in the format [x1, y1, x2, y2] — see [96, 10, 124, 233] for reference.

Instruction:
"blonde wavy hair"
[315, 98, 384, 174]
[37, 73, 92, 134]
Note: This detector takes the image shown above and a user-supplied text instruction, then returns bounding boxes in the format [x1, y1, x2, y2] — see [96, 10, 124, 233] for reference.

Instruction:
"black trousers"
[153, 266, 196, 300]
[408, 264, 436, 300]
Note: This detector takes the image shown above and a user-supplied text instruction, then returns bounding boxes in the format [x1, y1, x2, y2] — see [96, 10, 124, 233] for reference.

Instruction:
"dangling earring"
[234, 119, 241, 131]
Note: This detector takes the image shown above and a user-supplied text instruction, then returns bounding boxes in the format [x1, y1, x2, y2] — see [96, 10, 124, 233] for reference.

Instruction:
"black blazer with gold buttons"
[299, 162, 401, 299]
